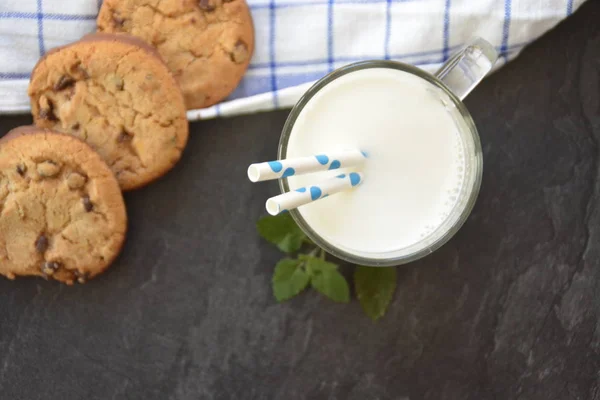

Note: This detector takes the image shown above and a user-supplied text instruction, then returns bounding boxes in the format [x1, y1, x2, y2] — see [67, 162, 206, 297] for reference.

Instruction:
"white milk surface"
[286, 68, 468, 257]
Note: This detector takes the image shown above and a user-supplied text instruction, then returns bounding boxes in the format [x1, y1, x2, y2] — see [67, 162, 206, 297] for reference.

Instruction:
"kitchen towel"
[0, 0, 588, 119]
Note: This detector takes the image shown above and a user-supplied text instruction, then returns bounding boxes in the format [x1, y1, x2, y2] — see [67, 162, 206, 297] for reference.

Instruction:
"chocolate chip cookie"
[97, 0, 254, 110]
[28, 33, 189, 191]
[0, 126, 127, 284]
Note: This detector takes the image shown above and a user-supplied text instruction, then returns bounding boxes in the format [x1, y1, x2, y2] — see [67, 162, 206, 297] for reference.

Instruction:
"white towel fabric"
[0, 0, 588, 119]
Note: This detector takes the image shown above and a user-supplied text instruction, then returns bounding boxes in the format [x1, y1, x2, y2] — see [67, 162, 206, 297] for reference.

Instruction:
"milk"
[286, 68, 472, 259]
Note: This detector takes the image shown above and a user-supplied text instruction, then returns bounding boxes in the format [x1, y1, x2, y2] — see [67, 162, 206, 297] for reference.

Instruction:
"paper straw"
[265, 172, 364, 216]
[248, 150, 367, 182]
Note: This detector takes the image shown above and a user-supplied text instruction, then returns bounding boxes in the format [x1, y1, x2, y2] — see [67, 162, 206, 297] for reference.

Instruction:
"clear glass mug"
[278, 38, 498, 267]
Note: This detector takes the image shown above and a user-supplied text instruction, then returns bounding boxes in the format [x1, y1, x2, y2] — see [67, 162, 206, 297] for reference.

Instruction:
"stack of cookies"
[0, 0, 254, 284]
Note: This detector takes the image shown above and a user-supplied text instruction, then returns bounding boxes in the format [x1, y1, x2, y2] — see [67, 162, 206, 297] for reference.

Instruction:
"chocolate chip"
[38, 95, 58, 121]
[199, 0, 216, 11]
[72, 122, 80, 130]
[39, 108, 57, 121]
[66, 172, 87, 190]
[82, 196, 93, 212]
[108, 75, 124, 91]
[74, 270, 88, 284]
[16, 163, 27, 176]
[41, 261, 60, 276]
[35, 234, 49, 253]
[117, 129, 132, 143]
[112, 14, 125, 27]
[70, 62, 89, 79]
[54, 75, 75, 91]
[65, 86, 76, 100]
[39, 105, 58, 121]
[37, 160, 60, 178]
[230, 40, 249, 64]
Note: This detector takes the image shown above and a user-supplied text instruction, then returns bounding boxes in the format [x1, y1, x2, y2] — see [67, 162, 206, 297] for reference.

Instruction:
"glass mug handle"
[435, 37, 498, 101]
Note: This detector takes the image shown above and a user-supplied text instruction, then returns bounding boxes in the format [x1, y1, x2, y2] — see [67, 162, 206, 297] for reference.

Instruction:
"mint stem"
[303, 238, 314, 246]
[308, 247, 320, 257]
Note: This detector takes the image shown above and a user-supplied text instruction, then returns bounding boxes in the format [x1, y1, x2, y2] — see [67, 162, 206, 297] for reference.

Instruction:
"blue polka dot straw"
[265, 172, 364, 216]
[247, 149, 366, 182]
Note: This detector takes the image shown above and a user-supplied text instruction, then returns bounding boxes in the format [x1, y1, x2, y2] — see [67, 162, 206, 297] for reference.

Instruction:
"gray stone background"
[0, 1, 598, 399]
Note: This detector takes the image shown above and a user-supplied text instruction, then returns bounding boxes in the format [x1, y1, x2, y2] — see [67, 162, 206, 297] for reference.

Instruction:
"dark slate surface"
[1, 2, 599, 399]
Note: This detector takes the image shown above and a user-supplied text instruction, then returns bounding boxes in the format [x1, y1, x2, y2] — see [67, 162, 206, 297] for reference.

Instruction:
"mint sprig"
[272, 259, 310, 301]
[258, 213, 396, 319]
[355, 266, 397, 321]
[271, 250, 350, 304]
[257, 213, 306, 253]
[307, 258, 349, 303]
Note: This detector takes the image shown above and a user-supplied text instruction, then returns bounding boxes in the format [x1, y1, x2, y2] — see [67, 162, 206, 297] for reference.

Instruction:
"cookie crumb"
[74, 270, 88, 284]
[41, 261, 60, 276]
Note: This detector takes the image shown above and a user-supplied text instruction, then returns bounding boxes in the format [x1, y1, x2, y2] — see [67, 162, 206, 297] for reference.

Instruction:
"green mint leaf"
[257, 213, 306, 253]
[272, 259, 310, 302]
[299, 249, 327, 263]
[304, 257, 337, 273]
[354, 266, 397, 321]
[308, 259, 349, 303]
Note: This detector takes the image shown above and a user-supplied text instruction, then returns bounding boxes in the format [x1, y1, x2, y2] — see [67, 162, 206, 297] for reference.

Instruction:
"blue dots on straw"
[282, 167, 295, 178]
[336, 174, 346, 178]
[310, 186, 322, 200]
[315, 155, 329, 165]
[268, 161, 283, 173]
[328, 160, 341, 170]
[361, 151, 369, 158]
[295, 187, 307, 193]
[350, 172, 361, 186]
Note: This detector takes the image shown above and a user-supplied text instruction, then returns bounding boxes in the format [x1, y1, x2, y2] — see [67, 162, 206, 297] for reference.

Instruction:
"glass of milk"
[278, 38, 498, 267]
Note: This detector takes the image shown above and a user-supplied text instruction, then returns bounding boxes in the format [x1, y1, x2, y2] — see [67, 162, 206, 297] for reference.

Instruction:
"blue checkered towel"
[0, 0, 587, 119]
